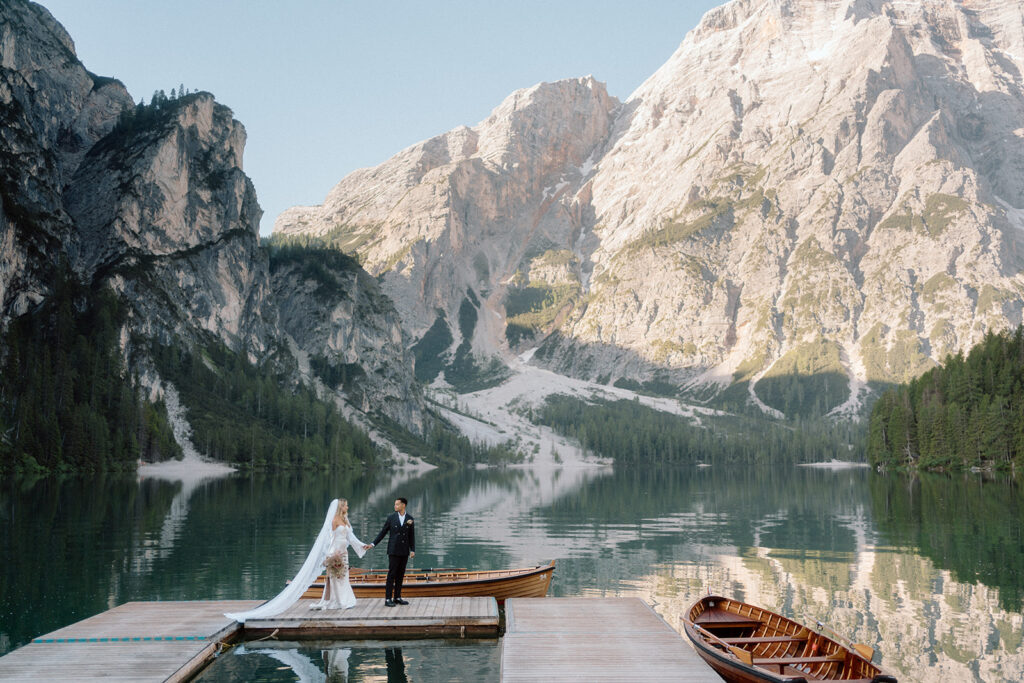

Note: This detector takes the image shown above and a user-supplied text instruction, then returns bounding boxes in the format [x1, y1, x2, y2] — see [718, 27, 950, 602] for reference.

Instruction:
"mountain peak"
[275, 0, 1024, 418]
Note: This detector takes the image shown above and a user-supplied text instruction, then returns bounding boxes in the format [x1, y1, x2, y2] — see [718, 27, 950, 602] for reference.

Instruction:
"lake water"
[2, 464, 1022, 681]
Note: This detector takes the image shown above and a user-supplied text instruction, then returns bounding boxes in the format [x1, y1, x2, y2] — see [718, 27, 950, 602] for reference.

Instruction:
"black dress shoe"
[394, 598, 409, 605]
[384, 599, 396, 607]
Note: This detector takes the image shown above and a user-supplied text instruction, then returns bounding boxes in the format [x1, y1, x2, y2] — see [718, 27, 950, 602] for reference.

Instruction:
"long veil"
[225, 498, 339, 623]
[235, 645, 328, 683]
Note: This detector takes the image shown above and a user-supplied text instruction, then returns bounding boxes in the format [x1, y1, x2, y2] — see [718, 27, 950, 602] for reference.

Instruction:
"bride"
[225, 498, 367, 623]
[314, 498, 367, 610]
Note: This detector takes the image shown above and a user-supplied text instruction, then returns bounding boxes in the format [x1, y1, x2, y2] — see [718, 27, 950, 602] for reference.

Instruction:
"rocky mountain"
[277, 0, 1024, 419]
[1, 0, 132, 321]
[269, 246, 422, 431]
[0, 0, 424, 443]
[64, 91, 277, 356]
[276, 77, 620, 380]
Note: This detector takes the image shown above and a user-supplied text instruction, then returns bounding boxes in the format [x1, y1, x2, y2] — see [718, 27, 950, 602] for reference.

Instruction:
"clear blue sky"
[41, 1, 721, 235]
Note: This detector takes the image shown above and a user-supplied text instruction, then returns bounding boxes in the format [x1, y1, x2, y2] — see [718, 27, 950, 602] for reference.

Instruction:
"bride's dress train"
[226, 499, 364, 623]
[312, 523, 366, 610]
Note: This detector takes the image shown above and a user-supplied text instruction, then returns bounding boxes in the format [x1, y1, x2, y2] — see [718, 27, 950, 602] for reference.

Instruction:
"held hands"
[363, 544, 372, 550]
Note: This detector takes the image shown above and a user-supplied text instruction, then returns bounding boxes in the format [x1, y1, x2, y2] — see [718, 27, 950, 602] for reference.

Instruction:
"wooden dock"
[0, 600, 255, 682]
[244, 596, 499, 639]
[500, 597, 716, 682]
[2, 597, 713, 681]
[0, 596, 499, 681]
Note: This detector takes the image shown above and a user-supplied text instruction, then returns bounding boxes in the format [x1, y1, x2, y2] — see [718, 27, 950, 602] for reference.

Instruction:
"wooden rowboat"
[682, 595, 897, 682]
[300, 561, 555, 604]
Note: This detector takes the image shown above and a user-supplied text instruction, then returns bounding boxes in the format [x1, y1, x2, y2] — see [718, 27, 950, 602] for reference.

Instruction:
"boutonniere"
[405, 519, 414, 526]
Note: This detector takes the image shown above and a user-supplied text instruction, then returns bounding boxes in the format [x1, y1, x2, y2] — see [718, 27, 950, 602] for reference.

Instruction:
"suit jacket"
[372, 511, 415, 556]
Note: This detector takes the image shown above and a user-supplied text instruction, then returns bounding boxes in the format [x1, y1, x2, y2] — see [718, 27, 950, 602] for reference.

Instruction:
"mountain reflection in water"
[2, 465, 1022, 681]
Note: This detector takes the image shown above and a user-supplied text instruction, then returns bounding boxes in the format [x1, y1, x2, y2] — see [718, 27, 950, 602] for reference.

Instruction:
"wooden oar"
[688, 622, 755, 666]
[806, 617, 875, 662]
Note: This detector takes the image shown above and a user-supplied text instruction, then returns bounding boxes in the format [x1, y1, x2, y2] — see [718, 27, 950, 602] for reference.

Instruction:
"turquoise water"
[2, 465, 1022, 681]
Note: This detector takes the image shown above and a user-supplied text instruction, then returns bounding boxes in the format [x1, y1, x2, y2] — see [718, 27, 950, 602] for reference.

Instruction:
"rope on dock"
[215, 627, 278, 658]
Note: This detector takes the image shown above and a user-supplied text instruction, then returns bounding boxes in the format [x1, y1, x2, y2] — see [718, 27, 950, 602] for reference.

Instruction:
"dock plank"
[501, 598, 715, 682]
[242, 597, 499, 639]
[0, 601, 257, 682]
[0, 596, 498, 681]
[32, 600, 256, 643]
[0, 641, 209, 682]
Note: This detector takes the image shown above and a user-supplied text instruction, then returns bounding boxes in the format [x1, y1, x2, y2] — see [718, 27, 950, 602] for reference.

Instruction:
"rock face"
[0, 0, 133, 321]
[276, 77, 620, 369]
[64, 93, 276, 356]
[277, 0, 1024, 417]
[269, 248, 424, 431]
[0, 0, 424, 432]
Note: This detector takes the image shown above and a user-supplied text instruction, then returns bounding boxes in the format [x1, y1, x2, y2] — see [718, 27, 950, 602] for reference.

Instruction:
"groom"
[367, 497, 415, 606]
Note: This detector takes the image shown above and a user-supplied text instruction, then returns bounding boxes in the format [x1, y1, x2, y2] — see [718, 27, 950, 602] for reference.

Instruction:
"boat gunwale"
[350, 562, 554, 589]
[682, 595, 894, 683]
[301, 561, 555, 594]
[683, 634, 800, 683]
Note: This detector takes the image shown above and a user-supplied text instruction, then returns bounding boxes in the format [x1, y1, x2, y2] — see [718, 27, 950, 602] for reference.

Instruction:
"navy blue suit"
[373, 512, 415, 600]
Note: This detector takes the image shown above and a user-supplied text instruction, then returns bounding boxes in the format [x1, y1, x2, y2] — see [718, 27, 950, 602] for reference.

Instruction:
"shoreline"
[137, 456, 236, 481]
[797, 459, 869, 470]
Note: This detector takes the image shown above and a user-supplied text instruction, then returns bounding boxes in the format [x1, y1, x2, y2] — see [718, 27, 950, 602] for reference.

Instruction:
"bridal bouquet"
[324, 551, 347, 579]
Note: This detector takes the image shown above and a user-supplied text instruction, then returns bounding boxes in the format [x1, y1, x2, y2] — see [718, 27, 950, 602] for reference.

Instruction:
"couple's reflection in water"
[322, 646, 407, 682]
[384, 647, 408, 682]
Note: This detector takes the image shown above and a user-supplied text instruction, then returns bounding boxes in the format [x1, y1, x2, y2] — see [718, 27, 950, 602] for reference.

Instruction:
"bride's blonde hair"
[333, 498, 349, 528]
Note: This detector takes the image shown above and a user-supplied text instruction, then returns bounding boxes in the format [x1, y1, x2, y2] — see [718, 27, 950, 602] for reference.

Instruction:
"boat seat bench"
[697, 620, 762, 630]
[722, 636, 808, 644]
[752, 654, 846, 665]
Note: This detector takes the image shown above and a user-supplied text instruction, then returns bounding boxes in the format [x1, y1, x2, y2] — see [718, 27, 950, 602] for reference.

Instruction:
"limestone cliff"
[0, 0, 132, 321]
[0, 0, 424, 436]
[64, 92, 275, 355]
[269, 247, 424, 431]
[276, 77, 620, 381]
[277, 0, 1024, 417]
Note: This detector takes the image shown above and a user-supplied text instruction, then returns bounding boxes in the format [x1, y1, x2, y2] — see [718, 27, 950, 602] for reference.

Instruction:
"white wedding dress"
[226, 499, 365, 623]
[313, 523, 367, 610]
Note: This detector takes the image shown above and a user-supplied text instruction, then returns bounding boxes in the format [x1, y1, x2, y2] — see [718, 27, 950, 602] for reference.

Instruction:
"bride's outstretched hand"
[362, 544, 372, 550]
